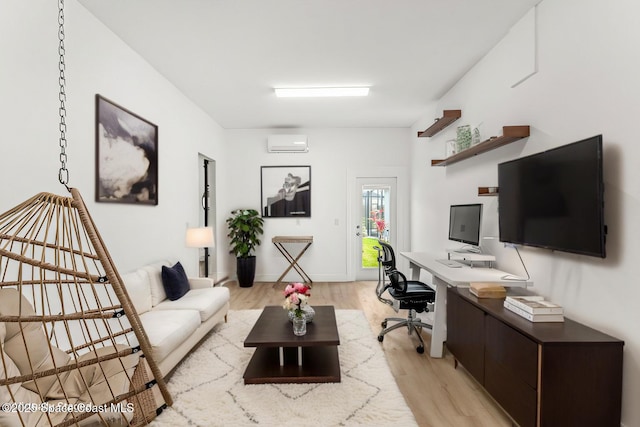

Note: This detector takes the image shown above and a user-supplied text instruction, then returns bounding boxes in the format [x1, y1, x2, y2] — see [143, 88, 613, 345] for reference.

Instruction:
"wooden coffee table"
[243, 305, 341, 384]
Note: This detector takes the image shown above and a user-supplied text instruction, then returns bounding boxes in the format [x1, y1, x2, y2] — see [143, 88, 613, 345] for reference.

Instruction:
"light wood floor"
[227, 280, 513, 427]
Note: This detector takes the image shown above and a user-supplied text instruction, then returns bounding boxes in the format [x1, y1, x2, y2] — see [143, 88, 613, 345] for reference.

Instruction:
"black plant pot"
[236, 256, 256, 288]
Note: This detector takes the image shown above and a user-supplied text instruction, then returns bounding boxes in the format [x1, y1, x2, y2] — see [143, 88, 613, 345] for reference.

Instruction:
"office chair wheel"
[378, 335, 384, 342]
[381, 321, 387, 328]
[416, 345, 424, 354]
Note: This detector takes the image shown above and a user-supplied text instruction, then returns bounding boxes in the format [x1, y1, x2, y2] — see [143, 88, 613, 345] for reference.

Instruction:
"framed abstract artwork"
[95, 94, 158, 205]
[261, 166, 311, 218]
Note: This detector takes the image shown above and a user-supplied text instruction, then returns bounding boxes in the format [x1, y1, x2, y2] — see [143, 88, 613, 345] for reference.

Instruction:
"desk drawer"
[446, 288, 485, 384]
[485, 315, 538, 388]
[485, 316, 539, 427]
[485, 355, 537, 427]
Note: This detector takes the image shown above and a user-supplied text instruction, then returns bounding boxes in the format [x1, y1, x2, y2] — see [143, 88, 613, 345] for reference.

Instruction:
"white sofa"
[121, 259, 230, 377]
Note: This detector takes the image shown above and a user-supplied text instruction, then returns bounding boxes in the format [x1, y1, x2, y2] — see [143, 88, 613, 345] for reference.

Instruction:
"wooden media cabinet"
[446, 287, 623, 427]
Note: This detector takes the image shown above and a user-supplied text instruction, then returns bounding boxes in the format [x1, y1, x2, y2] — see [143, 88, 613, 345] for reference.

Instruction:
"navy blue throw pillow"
[161, 262, 190, 301]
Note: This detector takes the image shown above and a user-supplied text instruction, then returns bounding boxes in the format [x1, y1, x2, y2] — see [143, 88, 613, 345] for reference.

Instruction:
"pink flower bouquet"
[283, 282, 311, 318]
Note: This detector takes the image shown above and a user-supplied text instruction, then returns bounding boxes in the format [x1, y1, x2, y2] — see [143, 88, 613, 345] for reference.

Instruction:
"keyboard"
[435, 259, 464, 268]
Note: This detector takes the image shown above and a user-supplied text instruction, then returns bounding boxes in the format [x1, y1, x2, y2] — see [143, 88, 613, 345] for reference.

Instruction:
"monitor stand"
[446, 249, 496, 267]
[452, 247, 481, 254]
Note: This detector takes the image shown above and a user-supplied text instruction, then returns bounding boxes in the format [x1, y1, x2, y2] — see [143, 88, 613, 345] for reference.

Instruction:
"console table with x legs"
[272, 235, 313, 284]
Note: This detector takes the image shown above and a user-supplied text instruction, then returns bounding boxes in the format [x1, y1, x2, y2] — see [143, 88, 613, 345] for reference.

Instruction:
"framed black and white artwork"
[261, 166, 311, 218]
[95, 94, 158, 205]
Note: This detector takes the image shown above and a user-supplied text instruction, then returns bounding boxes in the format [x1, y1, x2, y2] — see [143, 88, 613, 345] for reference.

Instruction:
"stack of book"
[469, 282, 506, 298]
[503, 295, 564, 322]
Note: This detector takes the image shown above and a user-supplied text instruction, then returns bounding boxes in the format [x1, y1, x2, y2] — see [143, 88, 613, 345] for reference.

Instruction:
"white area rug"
[151, 309, 417, 426]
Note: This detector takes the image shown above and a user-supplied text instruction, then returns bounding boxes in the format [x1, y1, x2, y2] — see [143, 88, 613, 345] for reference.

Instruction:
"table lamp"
[185, 226, 215, 277]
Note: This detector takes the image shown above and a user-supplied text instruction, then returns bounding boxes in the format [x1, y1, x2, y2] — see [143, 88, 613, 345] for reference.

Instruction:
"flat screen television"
[498, 135, 606, 258]
[449, 204, 482, 248]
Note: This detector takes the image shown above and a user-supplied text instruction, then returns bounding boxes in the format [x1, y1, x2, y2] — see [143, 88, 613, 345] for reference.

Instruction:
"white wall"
[0, 1, 413, 283]
[411, 1, 639, 425]
[5, 0, 635, 423]
[224, 128, 411, 281]
[0, 0, 228, 277]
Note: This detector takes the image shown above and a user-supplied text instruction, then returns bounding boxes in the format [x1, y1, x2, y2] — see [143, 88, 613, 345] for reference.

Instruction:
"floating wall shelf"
[431, 125, 530, 167]
[478, 187, 499, 196]
[417, 109, 462, 137]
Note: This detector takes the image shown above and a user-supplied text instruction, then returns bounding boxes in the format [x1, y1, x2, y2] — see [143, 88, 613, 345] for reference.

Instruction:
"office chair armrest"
[376, 282, 394, 308]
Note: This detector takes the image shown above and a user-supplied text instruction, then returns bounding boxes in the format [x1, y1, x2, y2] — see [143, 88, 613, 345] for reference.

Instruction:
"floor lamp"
[186, 226, 215, 277]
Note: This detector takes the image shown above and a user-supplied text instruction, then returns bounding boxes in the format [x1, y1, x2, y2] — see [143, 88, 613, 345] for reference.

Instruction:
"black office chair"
[375, 240, 435, 354]
[377, 238, 396, 271]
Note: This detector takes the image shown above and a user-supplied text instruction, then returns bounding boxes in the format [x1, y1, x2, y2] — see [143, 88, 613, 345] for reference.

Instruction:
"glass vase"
[292, 316, 307, 336]
[472, 126, 481, 146]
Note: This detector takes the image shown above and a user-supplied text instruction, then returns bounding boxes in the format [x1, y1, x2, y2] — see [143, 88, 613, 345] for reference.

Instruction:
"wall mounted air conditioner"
[267, 134, 309, 153]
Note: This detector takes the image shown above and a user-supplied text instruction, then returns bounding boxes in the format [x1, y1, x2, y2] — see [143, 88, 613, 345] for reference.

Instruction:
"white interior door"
[354, 177, 397, 280]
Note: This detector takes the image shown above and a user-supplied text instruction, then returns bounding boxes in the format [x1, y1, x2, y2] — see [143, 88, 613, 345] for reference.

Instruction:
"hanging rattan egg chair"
[0, 189, 171, 427]
[0, 2, 170, 425]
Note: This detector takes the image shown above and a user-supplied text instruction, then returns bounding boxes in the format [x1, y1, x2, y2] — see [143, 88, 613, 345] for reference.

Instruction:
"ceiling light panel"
[274, 87, 370, 98]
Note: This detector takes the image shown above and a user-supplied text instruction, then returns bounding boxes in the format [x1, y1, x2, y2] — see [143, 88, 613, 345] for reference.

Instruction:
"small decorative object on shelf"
[446, 139, 457, 157]
[472, 126, 481, 146]
[283, 282, 313, 329]
[456, 125, 472, 152]
[478, 187, 499, 196]
[431, 125, 530, 167]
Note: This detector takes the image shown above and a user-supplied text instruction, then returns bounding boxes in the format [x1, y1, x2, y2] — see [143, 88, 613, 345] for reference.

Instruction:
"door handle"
[355, 232, 361, 237]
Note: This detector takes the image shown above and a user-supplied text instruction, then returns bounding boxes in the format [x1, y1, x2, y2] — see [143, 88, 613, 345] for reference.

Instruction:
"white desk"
[400, 252, 529, 358]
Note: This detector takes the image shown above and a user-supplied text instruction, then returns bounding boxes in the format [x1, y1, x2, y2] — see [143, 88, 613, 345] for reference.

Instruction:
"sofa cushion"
[142, 260, 173, 306]
[138, 310, 200, 362]
[188, 276, 215, 289]
[154, 287, 230, 322]
[161, 262, 190, 301]
[121, 269, 152, 314]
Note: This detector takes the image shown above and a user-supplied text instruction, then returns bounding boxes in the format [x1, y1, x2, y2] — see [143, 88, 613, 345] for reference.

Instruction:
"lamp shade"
[185, 227, 215, 248]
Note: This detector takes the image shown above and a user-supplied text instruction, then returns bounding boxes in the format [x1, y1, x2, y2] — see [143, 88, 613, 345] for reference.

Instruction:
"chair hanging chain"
[58, 0, 70, 190]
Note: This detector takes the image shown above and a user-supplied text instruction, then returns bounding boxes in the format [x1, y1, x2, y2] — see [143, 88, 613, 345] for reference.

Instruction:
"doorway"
[354, 177, 397, 280]
[199, 155, 216, 277]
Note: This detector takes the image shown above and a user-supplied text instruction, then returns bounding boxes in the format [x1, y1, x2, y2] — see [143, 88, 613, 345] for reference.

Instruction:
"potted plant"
[226, 209, 264, 287]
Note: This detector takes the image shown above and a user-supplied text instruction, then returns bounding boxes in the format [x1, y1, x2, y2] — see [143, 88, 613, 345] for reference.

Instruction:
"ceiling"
[78, 0, 541, 129]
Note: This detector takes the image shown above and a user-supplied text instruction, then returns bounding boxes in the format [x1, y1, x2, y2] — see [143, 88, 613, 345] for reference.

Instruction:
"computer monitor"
[448, 204, 482, 250]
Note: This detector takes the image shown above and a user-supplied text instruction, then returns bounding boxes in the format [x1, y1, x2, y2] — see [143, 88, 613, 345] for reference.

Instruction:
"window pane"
[361, 185, 390, 268]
